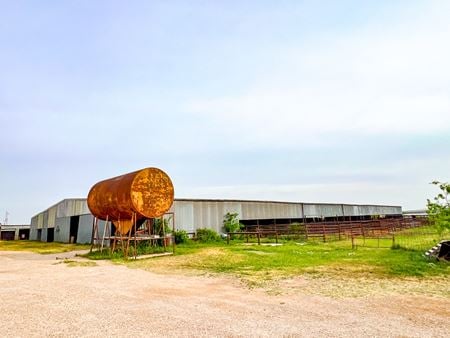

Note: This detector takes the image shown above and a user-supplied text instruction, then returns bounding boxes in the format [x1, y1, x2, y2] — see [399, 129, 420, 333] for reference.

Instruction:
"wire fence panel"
[241, 217, 447, 252]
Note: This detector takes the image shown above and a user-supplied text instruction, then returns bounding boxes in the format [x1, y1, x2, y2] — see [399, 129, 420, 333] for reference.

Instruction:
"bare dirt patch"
[0, 250, 448, 337]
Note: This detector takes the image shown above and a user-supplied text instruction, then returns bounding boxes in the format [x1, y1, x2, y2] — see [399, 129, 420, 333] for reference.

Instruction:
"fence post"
[257, 232, 261, 245]
[359, 222, 365, 245]
[322, 224, 326, 242]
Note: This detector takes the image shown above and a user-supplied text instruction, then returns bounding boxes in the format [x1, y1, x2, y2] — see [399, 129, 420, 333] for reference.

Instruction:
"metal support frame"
[90, 212, 176, 259]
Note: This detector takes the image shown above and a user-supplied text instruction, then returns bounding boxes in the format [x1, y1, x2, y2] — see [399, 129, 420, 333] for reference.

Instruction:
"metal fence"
[240, 217, 429, 246]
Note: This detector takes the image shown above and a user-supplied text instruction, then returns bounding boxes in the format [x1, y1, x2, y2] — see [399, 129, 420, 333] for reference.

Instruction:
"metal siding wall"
[47, 206, 57, 228]
[171, 201, 195, 232]
[241, 202, 267, 219]
[43, 211, 49, 229]
[205, 202, 219, 232]
[73, 200, 89, 216]
[54, 217, 70, 243]
[37, 213, 43, 229]
[56, 200, 68, 218]
[77, 214, 94, 244]
[376, 205, 402, 215]
[30, 227, 37, 240]
[343, 205, 360, 217]
[303, 204, 317, 217]
[30, 216, 38, 240]
[193, 202, 204, 229]
[304, 204, 343, 218]
[56, 200, 89, 218]
[41, 226, 48, 242]
[342, 205, 401, 216]
[31, 198, 402, 237]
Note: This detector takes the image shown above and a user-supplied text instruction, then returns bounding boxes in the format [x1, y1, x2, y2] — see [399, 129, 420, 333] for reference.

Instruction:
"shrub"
[174, 230, 189, 244]
[223, 212, 244, 233]
[153, 217, 172, 235]
[196, 228, 221, 242]
[427, 181, 450, 237]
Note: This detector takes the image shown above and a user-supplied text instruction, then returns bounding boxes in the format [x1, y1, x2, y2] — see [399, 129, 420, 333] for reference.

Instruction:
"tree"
[223, 212, 244, 233]
[427, 181, 450, 236]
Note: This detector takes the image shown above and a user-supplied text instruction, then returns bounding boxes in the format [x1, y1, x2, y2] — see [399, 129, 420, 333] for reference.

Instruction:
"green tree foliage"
[427, 181, 450, 236]
[223, 212, 244, 233]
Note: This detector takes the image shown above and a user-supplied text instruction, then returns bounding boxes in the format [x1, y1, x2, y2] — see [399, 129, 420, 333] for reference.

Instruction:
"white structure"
[30, 198, 402, 244]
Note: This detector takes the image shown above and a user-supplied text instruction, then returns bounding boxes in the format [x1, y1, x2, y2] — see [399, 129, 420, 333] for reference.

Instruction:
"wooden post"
[125, 221, 132, 259]
[172, 212, 176, 254]
[133, 213, 137, 259]
[161, 216, 166, 252]
[89, 216, 96, 253]
[274, 219, 278, 244]
[100, 215, 109, 253]
[360, 222, 365, 246]
[257, 232, 261, 245]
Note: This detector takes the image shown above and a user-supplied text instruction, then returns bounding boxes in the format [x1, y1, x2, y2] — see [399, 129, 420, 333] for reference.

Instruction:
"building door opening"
[37, 229, 42, 241]
[19, 229, 30, 240]
[69, 216, 79, 243]
[1, 231, 15, 240]
[47, 228, 54, 242]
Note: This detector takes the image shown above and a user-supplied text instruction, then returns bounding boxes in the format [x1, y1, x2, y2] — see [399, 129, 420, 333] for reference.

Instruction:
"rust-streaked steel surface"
[87, 168, 174, 234]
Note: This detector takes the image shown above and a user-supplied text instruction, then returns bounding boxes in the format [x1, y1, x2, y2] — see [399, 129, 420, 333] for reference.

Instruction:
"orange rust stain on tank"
[87, 167, 174, 234]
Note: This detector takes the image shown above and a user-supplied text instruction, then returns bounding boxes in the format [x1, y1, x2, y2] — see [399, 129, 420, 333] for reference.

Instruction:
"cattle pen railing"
[233, 217, 428, 245]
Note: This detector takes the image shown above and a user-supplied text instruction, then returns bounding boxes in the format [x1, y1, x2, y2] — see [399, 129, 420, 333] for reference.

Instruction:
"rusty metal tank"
[87, 167, 174, 234]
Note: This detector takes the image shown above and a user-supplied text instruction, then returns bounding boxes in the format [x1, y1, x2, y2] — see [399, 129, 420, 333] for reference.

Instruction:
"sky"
[1, 0, 450, 224]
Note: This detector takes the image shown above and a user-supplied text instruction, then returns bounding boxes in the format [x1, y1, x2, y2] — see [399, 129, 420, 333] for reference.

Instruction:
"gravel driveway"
[0, 251, 448, 337]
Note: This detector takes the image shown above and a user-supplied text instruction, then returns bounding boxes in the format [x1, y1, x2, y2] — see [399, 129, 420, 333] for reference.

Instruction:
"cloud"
[184, 3, 450, 147]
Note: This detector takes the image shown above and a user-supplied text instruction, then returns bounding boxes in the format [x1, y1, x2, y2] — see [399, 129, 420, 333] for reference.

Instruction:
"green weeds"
[0, 240, 90, 254]
[130, 239, 449, 280]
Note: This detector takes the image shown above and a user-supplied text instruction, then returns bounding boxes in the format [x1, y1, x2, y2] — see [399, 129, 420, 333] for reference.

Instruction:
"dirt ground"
[0, 251, 448, 337]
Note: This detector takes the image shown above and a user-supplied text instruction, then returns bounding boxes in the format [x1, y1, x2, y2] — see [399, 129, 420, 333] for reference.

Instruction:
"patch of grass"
[0, 240, 90, 254]
[61, 259, 97, 267]
[129, 240, 449, 282]
[393, 226, 449, 251]
[84, 242, 170, 261]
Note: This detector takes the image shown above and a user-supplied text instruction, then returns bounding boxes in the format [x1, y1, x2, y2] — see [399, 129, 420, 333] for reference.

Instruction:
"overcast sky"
[1, 0, 450, 224]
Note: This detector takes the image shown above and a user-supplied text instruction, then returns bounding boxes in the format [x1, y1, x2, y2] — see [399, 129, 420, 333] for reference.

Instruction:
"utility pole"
[4, 211, 9, 225]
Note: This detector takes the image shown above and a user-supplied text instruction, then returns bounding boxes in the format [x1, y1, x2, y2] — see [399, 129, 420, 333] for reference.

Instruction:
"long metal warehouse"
[29, 198, 402, 244]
